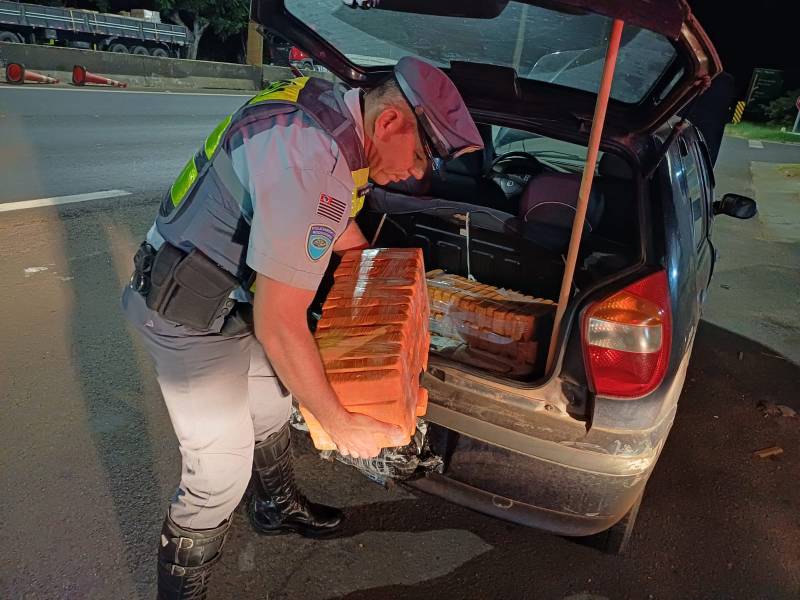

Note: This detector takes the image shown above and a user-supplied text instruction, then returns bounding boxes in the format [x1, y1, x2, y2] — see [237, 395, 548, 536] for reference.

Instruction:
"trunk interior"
[318, 123, 642, 384]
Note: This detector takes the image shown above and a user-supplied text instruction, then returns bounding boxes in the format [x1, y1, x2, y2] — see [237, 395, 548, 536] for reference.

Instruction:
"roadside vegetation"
[729, 89, 800, 143]
[725, 122, 800, 144]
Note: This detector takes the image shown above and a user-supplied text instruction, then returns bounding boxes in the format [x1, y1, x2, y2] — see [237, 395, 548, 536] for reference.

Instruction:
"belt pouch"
[147, 244, 238, 331]
[145, 243, 185, 313]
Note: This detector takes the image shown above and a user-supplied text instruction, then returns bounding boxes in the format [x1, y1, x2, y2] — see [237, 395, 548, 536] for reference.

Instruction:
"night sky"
[690, 0, 799, 94]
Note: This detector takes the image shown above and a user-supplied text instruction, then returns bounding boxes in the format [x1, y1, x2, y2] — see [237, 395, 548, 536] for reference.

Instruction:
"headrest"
[598, 153, 633, 179]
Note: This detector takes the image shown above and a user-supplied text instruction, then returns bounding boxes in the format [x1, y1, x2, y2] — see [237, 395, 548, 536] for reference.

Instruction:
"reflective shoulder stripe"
[169, 114, 233, 207]
[248, 77, 310, 106]
[350, 167, 370, 217]
[205, 115, 232, 160]
[169, 155, 199, 207]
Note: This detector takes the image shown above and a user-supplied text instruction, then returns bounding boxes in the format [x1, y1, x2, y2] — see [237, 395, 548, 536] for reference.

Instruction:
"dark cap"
[393, 56, 483, 162]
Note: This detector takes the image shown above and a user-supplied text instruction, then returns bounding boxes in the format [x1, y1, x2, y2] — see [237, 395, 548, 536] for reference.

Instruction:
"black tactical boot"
[248, 423, 343, 537]
[157, 513, 230, 600]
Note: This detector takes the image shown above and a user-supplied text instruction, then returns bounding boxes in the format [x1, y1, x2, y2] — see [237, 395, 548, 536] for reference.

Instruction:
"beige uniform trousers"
[121, 285, 292, 529]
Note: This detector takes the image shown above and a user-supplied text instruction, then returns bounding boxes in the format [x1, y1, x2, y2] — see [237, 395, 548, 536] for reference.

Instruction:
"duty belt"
[129, 241, 253, 337]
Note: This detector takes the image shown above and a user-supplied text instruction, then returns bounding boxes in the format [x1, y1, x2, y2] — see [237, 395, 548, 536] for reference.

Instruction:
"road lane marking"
[0, 86, 252, 98]
[0, 190, 131, 213]
[748, 140, 764, 149]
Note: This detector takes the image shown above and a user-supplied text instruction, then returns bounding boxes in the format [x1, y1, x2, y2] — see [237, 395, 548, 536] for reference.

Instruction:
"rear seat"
[517, 153, 636, 248]
[518, 171, 605, 231]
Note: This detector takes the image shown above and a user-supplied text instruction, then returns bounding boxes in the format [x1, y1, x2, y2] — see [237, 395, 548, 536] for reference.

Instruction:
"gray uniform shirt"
[230, 86, 365, 291]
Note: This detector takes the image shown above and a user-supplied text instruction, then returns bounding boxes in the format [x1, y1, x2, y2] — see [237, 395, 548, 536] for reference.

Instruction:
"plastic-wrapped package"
[317, 335, 405, 358]
[334, 265, 422, 283]
[323, 290, 415, 309]
[426, 270, 555, 373]
[302, 248, 430, 452]
[291, 406, 443, 486]
[316, 325, 409, 345]
[316, 304, 412, 329]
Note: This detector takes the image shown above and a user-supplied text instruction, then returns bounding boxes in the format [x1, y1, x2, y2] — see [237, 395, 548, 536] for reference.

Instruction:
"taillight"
[582, 271, 671, 398]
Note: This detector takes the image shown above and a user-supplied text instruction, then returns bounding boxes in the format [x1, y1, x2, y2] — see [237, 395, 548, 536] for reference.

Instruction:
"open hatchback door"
[252, 0, 721, 135]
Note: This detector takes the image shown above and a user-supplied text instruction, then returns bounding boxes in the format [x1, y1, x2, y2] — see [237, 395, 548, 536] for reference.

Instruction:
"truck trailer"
[0, 0, 188, 58]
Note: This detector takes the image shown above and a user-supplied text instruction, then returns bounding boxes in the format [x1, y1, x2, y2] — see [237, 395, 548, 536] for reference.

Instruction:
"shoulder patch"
[306, 224, 336, 261]
[316, 193, 347, 223]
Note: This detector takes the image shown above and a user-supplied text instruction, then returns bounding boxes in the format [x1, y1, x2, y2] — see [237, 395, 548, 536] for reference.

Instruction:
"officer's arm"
[333, 219, 368, 253]
[253, 273, 404, 458]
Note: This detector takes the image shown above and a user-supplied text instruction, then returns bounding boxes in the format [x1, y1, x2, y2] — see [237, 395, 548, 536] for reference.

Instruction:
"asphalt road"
[0, 86, 247, 203]
[1, 87, 798, 599]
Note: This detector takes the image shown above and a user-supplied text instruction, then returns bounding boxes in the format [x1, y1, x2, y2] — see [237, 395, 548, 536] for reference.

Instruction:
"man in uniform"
[121, 56, 482, 599]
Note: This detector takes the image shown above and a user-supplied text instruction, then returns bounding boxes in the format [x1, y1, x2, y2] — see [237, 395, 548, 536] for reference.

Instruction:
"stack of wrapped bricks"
[301, 248, 430, 451]
[427, 271, 556, 369]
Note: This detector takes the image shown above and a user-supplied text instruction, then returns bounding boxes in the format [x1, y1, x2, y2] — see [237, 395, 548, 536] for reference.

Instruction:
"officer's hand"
[322, 412, 407, 459]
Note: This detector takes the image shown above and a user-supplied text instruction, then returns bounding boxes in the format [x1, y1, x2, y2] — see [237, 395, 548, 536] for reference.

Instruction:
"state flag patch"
[316, 193, 347, 223]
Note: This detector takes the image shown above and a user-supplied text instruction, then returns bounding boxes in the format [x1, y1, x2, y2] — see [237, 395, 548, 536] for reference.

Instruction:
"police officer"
[121, 56, 482, 599]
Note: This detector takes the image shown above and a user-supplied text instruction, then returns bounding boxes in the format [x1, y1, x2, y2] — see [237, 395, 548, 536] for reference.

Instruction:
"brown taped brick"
[324, 290, 415, 309]
[318, 304, 413, 329]
[317, 336, 404, 358]
[328, 369, 406, 406]
[324, 355, 408, 374]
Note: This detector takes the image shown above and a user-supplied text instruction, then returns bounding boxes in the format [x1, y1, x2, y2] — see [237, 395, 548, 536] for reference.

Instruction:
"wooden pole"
[545, 19, 624, 373]
[246, 20, 263, 66]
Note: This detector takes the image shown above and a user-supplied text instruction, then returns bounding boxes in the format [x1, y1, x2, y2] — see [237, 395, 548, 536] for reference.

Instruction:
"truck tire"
[109, 43, 129, 53]
[131, 45, 149, 56]
[0, 30, 22, 43]
[150, 47, 169, 58]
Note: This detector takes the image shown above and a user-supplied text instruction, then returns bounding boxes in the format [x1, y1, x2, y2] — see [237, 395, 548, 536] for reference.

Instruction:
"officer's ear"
[373, 107, 409, 141]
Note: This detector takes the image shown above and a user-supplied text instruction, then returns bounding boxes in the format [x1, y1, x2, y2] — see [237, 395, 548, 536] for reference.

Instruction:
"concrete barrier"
[0, 42, 337, 91]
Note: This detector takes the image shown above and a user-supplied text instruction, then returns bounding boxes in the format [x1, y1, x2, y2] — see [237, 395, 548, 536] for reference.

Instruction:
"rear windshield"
[286, 0, 678, 104]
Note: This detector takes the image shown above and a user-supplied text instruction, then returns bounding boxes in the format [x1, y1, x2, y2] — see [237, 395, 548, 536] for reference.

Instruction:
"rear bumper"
[415, 346, 692, 536]
[407, 472, 631, 537]
[418, 384, 678, 537]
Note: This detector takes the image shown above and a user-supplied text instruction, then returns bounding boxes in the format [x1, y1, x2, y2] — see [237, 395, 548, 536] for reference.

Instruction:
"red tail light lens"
[582, 271, 671, 398]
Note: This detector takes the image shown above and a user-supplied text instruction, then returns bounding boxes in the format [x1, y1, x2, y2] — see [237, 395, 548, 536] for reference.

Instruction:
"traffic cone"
[5, 63, 59, 85]
[71, 65, 127, 88]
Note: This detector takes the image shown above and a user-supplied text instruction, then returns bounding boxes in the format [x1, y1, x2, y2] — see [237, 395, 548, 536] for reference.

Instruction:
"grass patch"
[725, 121, 800, 144]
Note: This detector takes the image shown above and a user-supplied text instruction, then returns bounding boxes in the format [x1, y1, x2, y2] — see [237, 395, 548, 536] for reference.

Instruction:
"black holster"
[133, 241, 240, 333]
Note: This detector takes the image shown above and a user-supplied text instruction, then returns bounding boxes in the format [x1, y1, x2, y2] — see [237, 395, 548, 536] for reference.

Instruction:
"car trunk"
[322, 129, 645, 386]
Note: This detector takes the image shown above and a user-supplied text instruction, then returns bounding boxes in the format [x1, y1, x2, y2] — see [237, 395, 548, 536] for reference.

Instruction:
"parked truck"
[0, 0, 188, 57]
